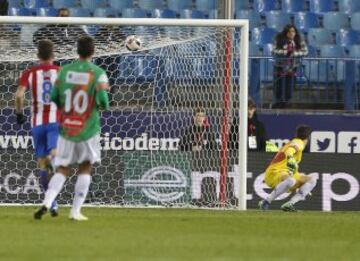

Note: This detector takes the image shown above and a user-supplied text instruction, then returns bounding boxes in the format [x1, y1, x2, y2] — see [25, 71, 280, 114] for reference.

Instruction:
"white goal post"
[0, 16, 249, 210]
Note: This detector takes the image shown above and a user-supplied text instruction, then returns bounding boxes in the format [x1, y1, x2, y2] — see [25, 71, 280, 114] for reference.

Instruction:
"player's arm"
[284, 145, 298, 174]
[95, 73, 110, 110]
[15, 70, 30, 124]
[51, 70, 62, 107]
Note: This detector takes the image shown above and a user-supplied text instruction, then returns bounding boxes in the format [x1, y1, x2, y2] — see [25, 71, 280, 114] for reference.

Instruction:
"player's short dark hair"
[37, 39, 54, 61]
[296, 125, 312, 140]
[195, 107, 206, 115]
[77, 36, 95, 58]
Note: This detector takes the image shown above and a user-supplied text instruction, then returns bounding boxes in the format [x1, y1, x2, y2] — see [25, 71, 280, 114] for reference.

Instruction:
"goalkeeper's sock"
[266, 177, 296, 203]
[43, 173, 66, 209]
[71, 174, 91, 216]
[39, 169, 48, 191]
[289, 176, 317, 205]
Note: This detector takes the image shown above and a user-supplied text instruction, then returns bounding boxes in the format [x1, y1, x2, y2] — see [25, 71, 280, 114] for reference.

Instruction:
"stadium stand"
[310, 0, 335, 14]
[323, 12, 350, 31]
[8, 7, 32, 16]
[235, 10, 261, 29]
[265, 11, 291, 30]
[339, 0, 360, 14]
[180, 9, 205, 19]
[121, 8, 148, 18]
[348, 45, 360, 58]
[281, 0, 306, 13]
[68, 7, 92, 17]
[151, 8, 177, 18]
[80, 0, 107, 9]
[252, 27, 277, 45]
[336, 29, 360, 47]
[293, 12, 320, 32]
[253, 0, 278, 13]
[195, 0, 217, 12]
[307, 28, 334, 47]
[167, 0, 193, 12]
[52, 0, 77, 8]
[36, 7, 58, 16]
[108, 0, 133, 10]
[235, 0, 251, 10]
[8, 0, 22, 8]
[24, 0, 49, 8]
[93, 8, 119, 18]
[138, 0, 163, 10]
[351, 12, 360, 30]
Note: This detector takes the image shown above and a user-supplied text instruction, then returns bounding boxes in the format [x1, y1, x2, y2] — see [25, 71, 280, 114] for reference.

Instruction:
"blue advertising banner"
[258, 112, 360, 153]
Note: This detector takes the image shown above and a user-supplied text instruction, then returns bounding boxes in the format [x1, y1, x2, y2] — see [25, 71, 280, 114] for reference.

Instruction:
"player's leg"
[34, 136, 74, 220]
[281, 173, 317, 212]
[69, 135, 101, 221]
[259, 170, 296, 210]
[69, 162, 92, 221]
[45, 123, 60, 216]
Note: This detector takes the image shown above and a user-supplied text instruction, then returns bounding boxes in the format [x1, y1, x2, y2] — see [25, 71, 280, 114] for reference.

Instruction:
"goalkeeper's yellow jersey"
[266, 138, 305, 172]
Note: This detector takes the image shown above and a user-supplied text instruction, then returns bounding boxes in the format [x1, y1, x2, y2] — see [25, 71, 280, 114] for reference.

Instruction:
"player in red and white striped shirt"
[15, 40, 60, 217]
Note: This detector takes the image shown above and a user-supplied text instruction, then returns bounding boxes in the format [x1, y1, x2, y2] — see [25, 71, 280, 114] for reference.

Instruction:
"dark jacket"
[230, 113, 267, 151]
[179, 125, 217, 152]
[0, 0, 8, 16]
[33, 24, 87, 45]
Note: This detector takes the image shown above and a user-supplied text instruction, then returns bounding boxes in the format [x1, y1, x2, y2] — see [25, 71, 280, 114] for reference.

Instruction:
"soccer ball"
[125, 35, 142, 51]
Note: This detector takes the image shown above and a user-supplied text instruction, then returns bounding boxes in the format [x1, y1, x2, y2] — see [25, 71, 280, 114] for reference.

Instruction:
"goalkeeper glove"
[287, 156, 298, 174]
[16, 113, 26, 125]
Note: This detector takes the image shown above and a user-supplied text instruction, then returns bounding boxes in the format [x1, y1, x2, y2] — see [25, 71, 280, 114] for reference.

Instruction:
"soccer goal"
[0, 16, 249, 210]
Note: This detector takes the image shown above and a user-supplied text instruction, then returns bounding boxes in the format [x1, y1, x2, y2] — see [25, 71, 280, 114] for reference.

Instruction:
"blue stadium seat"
[167, 0, 192, 12]
[336, 29, 360, 46]
[252, 27, 277, 45]
[265, 11, 291, 30]
[151, 9, 176, 18]
[69, 8, 92, 17]
[249, 42, 261, 56]
[307, 45, 318, 56]
[94, 8, 120, 17]
[320, 45, 346, 57]
[8, 0, 22, 8]
[122, 8, 147, 18]
[8, 7, 32, 16]
[208, 9, 218, 19]
[262, 43, 273, 55]
[195, 0, 216, 12]
[80, 0, 107, 9]
[339, 0, 360, 14]
[36, 7, 58, 16]
[138, 0, 163, 10]
[293, 12, 320, 32]
[323, 12, 350, 31]
[351, 12, 360, 30]
[24, 0, 49, 8]
[235, 10, 261, 29]
[281, 0, 306, 13]
[235, 0, 251, 10]
[348, 45, 360, 57]
[307, 28, 333, 47]
[108, 0, 133, 10]
[180, 9, 205, 19]
[253, 0, 277, 13]
[52, 0, 77, 8]
[310, 0, 334, 14]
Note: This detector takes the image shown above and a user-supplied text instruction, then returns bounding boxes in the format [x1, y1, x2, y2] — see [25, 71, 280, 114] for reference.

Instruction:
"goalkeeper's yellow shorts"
[264, 168, 301, 190]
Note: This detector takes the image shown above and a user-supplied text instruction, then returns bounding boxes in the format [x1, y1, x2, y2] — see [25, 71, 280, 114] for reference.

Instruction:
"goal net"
[0, 17, 249, 209]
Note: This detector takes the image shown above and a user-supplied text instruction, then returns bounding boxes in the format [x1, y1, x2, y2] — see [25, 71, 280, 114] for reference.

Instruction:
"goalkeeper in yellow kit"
[259, 125, 316, 211]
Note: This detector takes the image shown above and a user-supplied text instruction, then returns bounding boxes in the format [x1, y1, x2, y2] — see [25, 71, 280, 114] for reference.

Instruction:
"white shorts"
[54, 134, 101, 167]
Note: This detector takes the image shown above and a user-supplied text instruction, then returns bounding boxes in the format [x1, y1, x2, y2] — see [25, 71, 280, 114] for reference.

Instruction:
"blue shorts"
[32, 123, 60, 158]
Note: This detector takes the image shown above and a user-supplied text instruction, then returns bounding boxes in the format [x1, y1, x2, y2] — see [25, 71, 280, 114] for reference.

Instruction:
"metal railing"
[249, 56, 360, 111]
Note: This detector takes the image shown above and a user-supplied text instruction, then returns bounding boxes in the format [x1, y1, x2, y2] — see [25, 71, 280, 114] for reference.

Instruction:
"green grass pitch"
[0, 207, 359, 261]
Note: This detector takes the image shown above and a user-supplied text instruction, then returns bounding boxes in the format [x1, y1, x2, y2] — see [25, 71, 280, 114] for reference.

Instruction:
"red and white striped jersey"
[19, 64, 60, 127]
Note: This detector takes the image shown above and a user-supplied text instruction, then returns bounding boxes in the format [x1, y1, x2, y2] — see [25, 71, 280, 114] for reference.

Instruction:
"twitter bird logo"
[310, 131, 336, 153]
[317, 138, 330, 151]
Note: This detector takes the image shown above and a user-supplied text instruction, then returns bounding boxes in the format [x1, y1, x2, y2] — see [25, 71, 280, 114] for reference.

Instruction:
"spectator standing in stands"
[33, 8, 87, 45]
[179, 108, 217, 152]
[272, 24, 308, 109]
[230, 98, 267, 151]
[0, 0, 8, 16]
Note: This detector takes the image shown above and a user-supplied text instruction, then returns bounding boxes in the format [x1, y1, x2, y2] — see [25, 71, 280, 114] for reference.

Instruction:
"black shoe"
[34, 206, 48, 220]
[50, 208, 59, 217]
